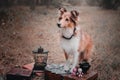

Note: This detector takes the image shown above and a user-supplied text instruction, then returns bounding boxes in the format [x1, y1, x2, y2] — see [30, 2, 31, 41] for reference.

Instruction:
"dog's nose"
[57, 23, 61, 28]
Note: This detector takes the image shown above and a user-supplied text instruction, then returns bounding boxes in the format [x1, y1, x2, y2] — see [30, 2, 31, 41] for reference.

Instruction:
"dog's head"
[57, 8, 79, 28]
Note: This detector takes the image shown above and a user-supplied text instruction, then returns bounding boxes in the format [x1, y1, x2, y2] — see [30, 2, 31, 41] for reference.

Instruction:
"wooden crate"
[45, 70, 98, 80]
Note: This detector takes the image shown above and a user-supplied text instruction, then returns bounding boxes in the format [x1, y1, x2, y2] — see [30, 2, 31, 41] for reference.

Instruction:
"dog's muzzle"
[57, 23, 61, 28]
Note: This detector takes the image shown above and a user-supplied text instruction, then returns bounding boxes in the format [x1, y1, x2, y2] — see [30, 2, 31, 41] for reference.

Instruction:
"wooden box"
[45, 70, 98, 80]
[6, 68, 32, 80]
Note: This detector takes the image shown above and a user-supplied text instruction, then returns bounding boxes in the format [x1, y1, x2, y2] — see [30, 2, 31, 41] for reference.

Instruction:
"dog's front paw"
[70, 67, 74, 73]
[64, 65, 70, 72]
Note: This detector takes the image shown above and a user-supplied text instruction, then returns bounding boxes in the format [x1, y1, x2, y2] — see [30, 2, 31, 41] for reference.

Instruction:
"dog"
[57, 8, 93, 73]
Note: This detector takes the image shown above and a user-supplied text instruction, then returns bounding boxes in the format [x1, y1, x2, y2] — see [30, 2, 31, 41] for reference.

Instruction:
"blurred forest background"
[0, 0, 120, 80]
[0, 0, 120, 9]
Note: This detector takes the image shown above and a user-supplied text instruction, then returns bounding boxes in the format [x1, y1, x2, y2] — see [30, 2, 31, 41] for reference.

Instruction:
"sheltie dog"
[57, 8, 93, 72]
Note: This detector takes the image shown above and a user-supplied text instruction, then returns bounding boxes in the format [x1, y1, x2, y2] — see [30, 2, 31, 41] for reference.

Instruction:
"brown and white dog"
[57, 8, 93, 72]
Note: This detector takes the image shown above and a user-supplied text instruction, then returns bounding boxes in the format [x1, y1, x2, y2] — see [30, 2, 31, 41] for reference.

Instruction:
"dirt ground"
[0, 5, 120, 80]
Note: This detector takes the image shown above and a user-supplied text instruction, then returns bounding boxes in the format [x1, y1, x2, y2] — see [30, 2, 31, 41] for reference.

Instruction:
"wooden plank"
[45, 70, 98, 80]
[22, 63, 34, 71]
[6, 68, 32, 80]
[22, 63, 44, 76]
[45, 70, 62, 80]
[83, 71, 98, 80]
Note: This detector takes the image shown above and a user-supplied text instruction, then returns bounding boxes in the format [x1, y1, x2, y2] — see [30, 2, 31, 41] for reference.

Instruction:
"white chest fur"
[60, 27, 81, 72]
[61, 36, 80, 54]
[60, 26, 81, 55]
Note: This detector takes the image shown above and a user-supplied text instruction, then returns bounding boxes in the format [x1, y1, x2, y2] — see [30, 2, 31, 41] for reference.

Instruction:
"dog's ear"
[58, 7, 67, 16]
[71, 10, 79, 21]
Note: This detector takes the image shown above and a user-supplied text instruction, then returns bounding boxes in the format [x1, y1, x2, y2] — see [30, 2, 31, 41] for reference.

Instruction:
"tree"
[100, 0, 120, 9]
[0, 0, 10, 8]
[41, 0, 51, 7]
[29, 0, 36, 10]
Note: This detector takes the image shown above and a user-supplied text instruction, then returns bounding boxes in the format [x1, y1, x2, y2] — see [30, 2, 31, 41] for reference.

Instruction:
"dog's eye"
[59, 17, 62, 20]
[66, 18, 69, 21]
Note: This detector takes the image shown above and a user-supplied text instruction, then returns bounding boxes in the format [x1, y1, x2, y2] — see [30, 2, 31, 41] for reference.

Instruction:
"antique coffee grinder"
[32, 46, 49, 71]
